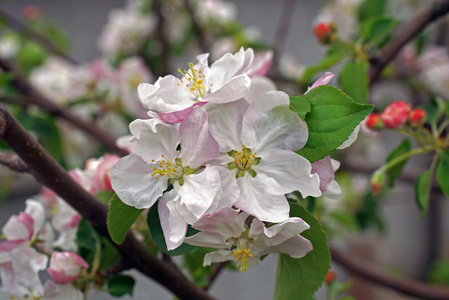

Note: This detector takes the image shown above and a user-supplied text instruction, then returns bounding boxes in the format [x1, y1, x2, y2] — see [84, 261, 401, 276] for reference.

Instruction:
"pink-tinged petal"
[47, 269, 79, 285]
[158, 101, 207, 123]
[260, 217, 310, 246]
[132, 120, 180, 164]
[48, 252, 88, 284]
[306, 72, 334, 93]
[254, 150, 321, 197]
[36, 222, 54, 254]
[242, 91, 308, 152]
[207, 99, 249, 153]
[247, 51, 273, 77]
[178, 106, 219, 168]
[110, 154, 167, 209]
[337, 124, 360, 149]
[10, 247, 47, 297]
[3, 213, 34, 241]
[311, 156, 334, 192]
[208, 47, 254, 90]
[184, 232, 229, 249]
[190, 207, 247, 237]
[138, 77, 195, 113]
[53, 228, 78, 252]
[235, 173, 289, 223]
[0, 240, 26, 261]
[203, 250, 234, 266]
[244, 76, 277, 104]
[92, 154, 120, 193]
[177, 166, 220, 222]
[323, 179, 342, 200]
[258, 235, 313, 259]
[158, 192, 188, 250]
[24, 199, 46, 239]
[203, 74, 251, 103]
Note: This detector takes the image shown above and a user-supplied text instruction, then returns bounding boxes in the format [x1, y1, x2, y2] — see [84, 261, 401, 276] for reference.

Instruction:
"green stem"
[379, 145, 434, 173]
[436, 119, 449, 137]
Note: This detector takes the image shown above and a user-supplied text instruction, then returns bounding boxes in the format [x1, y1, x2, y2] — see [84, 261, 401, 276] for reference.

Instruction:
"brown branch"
[0, 6, 77, 64]
[331, 247, 449, 300]
[0, 103, 215, 300]
[0, 151, 29, 173]
[271, 0, 297, 72]
[0, 58, 128, 156]
[183, 0, 209, 54]
[369, 0, 449, 84]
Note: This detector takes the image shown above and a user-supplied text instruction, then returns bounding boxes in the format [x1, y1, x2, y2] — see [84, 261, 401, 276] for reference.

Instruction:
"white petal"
[179, 106, 219, 168]
[260, 217, 310, 246]
[311, 156, 335, 192]
[158, 192, 188, 250]
[254, 150, 321, 197]
[191, 207, 247, 237]
[337, 124, 360, 149]
[110, 154, 167, 209]
[184, 232, 229, 249]
[203, 74, 251, 103]
[24, 200, 46, 240]
[323, 179, 342, 200]
[235, 173, 289, 222]
[204, 166, 239, 215]
[258, 236, 313, 258]
[203, 250, 234, 266]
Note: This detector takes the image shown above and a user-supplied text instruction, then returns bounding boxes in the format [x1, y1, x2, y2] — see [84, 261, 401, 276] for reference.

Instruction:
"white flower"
[185, 208, 313, 272]
[137, 47, 253, 123]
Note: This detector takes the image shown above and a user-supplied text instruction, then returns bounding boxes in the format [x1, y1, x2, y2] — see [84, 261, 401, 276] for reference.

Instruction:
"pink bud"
[313, 22, 337, 45]
[380, 101, 411, 129]
[371, 171, 385, 195]
[366, 113, 384, 130]
[47, 252, 89, 284]
[409, 108, 427, 127]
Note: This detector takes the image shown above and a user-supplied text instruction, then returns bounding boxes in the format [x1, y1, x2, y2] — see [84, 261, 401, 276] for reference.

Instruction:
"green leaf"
[95, 190, 115, 204]
[147, 204, 197, 256]
[273, 202, 330, 300]
[290, 95, 311, 120]
[359, 15, 399, 48]
[437, 150, 449, 197]
[77, 219, 99, 251]
[339, 61, 369, 104]
[415, 170, 431, 215]
[98, 235, 122, 271]
[107, 194, 143, 245]
[358, 0, 386, 21]
[16, 42, 47, 74]
[106, 274, 135, 297]
[385, 138, 412, 187]
[297, 86, 374, 163]
[445, 102, 449, 118]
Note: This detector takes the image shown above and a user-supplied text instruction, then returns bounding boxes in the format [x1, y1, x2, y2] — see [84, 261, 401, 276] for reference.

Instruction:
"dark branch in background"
[271, 0, 297, 73]
[0, 152, 29, 173]
[0, 58, 128, 156]
[369, 0, 449, 84]
[0, 102, 215, 300]
[0, 6, 78, 64]
[183, 0, 209, 54]
[153, 0, 172, 76]
[331, 247, 449, 300]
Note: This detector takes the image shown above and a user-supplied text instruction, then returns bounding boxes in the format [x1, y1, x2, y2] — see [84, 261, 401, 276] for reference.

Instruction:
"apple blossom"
[380, 100, 411, 129]
[47, 252, 89, 284]
[137, 47, 253, 123]
[207, 90, 321, 223]
[185, 208, 313, 272]
[111, 106, 222, 249]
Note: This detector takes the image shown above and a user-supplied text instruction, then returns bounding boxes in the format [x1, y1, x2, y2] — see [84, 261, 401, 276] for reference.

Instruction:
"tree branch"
[331, 246, 449, 300]
[0, 58, 128, 156]
[0, 151, 29, 173]
[0, 6, 77, 64]
[0, 102, 215, 300]
[369, 0, 449, 84]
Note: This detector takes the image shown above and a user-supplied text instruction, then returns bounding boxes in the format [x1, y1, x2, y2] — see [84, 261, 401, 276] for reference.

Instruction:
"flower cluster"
[366, 100, 427, 130]
[110, 48, 350, 271]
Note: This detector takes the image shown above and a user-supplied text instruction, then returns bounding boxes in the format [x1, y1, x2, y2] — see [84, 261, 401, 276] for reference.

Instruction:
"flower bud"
[409, 108, 427, 127]
[325, 270, 336, 284]
[313, 22, 337, 45]
[366, 113, 384, 130]
[47, 251, 89, 284]
[371, 170, 385, 195]
[22, 5, 40, 20]
[380, 101, 411, 129]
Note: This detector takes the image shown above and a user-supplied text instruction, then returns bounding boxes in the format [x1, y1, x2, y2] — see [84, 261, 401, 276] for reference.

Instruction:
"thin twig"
[331, 246, 449, 300]
[0, 103, 215, 300]
[0, 151, 29, 173]
[0, 6, 77, 64]
[183, 0, 209, 53]
[0, 58, 127, 156]
[272, 0, 297, 72]
[369, 0, 449, 84]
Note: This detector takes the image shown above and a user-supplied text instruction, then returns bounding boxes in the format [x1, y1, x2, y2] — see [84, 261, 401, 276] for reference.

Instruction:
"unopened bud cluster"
[366, 101, 427, 130]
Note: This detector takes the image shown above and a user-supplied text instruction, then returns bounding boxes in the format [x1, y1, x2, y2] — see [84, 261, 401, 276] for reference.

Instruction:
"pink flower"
[380, 101, 411, 129]
[47, 252, 89, 284]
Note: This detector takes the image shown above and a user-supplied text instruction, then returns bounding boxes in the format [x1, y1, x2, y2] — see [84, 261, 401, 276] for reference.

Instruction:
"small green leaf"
[358, 0, 386, 21]
[106, 274, 135, 297]
[77, 219, 99, 251]
[437, 150, 449, 197]
[107, 194, 144, 245]
[98, 235, 122, 271]
[297, 86, 374, 163]
[95, 190, 115, 204]
[147, 204, 197, 256]
[445, 102, 449, 118]
[339, 61, 369, 104]
[415, 170, 431, 215]
[290, 95, 311, 120]
[273, 202, 330, 300]
[385, 138, 412, 187]
[359, 15, 399, 48]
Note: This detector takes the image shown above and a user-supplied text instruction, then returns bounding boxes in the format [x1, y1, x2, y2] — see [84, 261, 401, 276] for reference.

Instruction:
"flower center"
[151, 155, 203, 185]
[232, 237, 254, 273]
[227, 146, 260, 178]
[177, 62, 207, 100]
